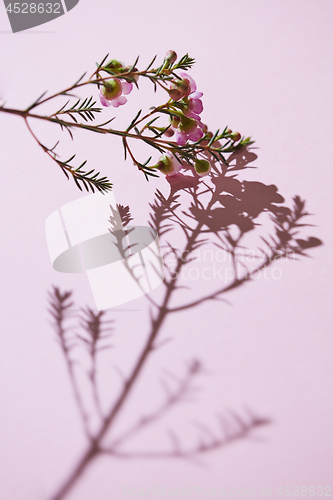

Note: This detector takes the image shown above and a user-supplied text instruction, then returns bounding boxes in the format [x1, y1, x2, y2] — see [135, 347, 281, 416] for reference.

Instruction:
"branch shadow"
[47, 146, 322, 489]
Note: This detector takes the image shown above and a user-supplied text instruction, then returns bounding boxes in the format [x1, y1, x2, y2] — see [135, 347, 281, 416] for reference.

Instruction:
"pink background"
[0, 1, 332, 499]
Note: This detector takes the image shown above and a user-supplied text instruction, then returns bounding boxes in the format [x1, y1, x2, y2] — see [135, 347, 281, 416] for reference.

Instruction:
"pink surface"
[0, 1, 332, 499]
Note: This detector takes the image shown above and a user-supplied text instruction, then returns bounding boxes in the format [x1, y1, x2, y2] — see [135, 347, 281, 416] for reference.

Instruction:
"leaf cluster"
[54, 96, 102, 123]
[57, 155, 113, 193]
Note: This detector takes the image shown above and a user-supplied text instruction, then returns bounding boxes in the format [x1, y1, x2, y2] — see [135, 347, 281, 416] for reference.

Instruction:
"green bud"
[170, 115, 181, 128]
[194, 159, 211, 176]
[121, 65, 140, 82]
[175, 79, 190, 95]
[164, 50, 177, 66]
[230, 131, 241, 142]
[105, 59, 123, 71]
[169, 78, 190, 101]
[163, 128, 174, 137]
[168, 88, 182, 101]
[156, 154, 173, 175]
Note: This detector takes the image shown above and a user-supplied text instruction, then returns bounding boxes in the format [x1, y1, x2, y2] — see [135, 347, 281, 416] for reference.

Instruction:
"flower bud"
[170, 115, 181, 128]
[155, 152, 181, 176]
[163, 127, 174, 137]
[164, 50, 177, 66]
[194, 159, 211, 176]
[156, 157, 171, 174]
[168, 88, 182, 101]
[169, 78, 191, 101]
[180, 101, 190, 115]
[230, 131, 241, 142]
[121, 65, 140, 82]
[105, 59, 123, 71]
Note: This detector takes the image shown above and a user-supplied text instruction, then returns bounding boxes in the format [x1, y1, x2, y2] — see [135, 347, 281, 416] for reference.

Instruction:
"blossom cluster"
[97, 51, 242, 180]
[168, 72, 205, 146]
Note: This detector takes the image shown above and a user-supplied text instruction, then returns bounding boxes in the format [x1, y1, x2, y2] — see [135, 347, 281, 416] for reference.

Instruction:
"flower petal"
[99, 92, 112, 107]
[169, 154, 182, 175]
[187, 112, 202, 122]
[121, 80, 133, 95]
[190, 98, 203, 114]
[175, 131, 188, 146]
[111, 95, 127, 108]
[179, 72, 197, 92]
[191, 91, 203, 99]
[189, 127, 204, 142]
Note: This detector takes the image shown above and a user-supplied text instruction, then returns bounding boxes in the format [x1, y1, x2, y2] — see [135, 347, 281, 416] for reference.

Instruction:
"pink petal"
[186, 111, 198, 119]
[187, 113, 202, 122]
[166, 153, 182, 176]
[111, 95, 127, 108]
[170, 158, 182, 175]
[189, 127, 204, 142]
[179, 72, 197, 92]
[191, 91, 203, 99]
[99, 92, 112, 107]
[121, 80, 133, 95]
[175, 131, 188, 146]
[190, 98, 203, 114]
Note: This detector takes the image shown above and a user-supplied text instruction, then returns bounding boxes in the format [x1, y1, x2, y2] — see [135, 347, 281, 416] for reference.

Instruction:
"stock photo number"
[2, 0, 77, 32]
[276, 486, 331, 496]
[5, 2, 61, 13]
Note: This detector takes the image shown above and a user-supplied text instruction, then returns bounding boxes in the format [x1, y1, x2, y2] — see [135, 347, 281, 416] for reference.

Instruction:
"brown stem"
[0, 106, 238, 156]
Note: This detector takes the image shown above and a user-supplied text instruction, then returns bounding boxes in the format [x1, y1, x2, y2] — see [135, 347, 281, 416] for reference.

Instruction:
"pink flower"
[173, 115, 205, 146]
[170, 72, 204, 116]
[99, 78, 133, 108]
[179, 72, 197, 93]
[179, 73, 204, 117]
[187, 94, 203, 115]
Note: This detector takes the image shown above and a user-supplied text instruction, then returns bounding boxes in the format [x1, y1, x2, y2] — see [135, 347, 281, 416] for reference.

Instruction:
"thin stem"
[28, 68, 173, 111]
[129, 102, 171, 133]
[0, 106, 242, 156]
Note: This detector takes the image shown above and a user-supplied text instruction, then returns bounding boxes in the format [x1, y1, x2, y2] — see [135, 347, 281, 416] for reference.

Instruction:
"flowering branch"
[0, 51, 252, 193]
